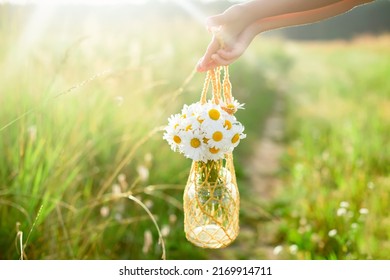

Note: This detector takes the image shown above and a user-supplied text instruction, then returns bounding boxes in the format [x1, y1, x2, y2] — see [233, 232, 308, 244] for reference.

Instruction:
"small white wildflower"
[161, 225, 170, 237]
[115, 95, 124, 106]
[289, 244, 298, 255]
[118, 173, 128, 189]
[144, 199, 153, 209]
[144, 153, 153, 165]
[142, 230, 153, 254]
[169, 214, 177, 224]
[367, 182, 375, 190]
[337, 207, 347, 216]
[27, 125, 37, 142]
[359, 208, 369, 215]
[100, 206, 110, 218]
[322, 151, 330, 161]
[298, 227, 306, 234]
[328, 229, 337, 237]
[118, 173, 126, 181]
[112, 183, 122, 196]
[137, 165, 149, 182]
[273, 245, 283, 256]
[340, 201, 350, 208]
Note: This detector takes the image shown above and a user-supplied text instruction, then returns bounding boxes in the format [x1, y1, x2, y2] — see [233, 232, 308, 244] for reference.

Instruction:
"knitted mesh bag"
[183, 66, 240, 249]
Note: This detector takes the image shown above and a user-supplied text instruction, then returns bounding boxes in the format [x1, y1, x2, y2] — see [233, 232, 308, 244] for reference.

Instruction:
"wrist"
[246, 19, 264, 38]
[239, 0, 266, 23]
[232, 2, 259, 26]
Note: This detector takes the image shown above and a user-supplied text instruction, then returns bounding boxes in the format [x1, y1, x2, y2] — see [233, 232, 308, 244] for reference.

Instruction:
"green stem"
[197, 160, 222, 185]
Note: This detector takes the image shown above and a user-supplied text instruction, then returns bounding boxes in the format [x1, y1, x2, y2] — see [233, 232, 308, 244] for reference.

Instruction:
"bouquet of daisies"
[163, 66, 244, 249]
[163, 99, 246, 162]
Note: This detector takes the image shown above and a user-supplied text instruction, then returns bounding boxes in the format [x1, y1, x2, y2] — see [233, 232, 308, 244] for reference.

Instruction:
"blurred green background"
[0, 0, 389, 260]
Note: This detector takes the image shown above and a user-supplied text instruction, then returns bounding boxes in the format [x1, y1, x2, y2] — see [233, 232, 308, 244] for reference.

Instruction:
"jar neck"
[196, 160, 223, 185]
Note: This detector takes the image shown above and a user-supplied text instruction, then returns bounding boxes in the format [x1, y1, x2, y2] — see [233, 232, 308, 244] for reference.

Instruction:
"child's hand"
[197, 22, 259, 72]
[196, 4, 253, 72]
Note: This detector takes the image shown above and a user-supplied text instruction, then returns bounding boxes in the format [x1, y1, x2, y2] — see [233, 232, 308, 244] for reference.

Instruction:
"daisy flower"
[204, 122, 230, 150]
[221, 97, 245, 114]
[163, 113, 184, 152]
[221, 112, 237, 132]
[163, 130, 183, 152]
[204, 146, 225, 161]
[227, 122, 246, 149]
[181, 129, 207, 162]
[181, 102, 201, 119]
[200, 101, 224, 123]
[167, 113, 182, 130]
[181, 115, 201, 132]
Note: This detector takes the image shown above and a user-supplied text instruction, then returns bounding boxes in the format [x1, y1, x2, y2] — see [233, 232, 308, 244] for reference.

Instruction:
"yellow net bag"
[183, 66, 240, 249]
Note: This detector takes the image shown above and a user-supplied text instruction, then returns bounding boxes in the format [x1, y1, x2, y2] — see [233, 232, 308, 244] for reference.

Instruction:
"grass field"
[275, 36, 390, 259]
[0, 4, 389, 260]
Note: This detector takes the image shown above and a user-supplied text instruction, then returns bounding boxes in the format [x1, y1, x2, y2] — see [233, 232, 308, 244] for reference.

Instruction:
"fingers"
[197, 60, 219, 72]
[206, 14, 226, 29]
[211, 54, 234, 66]
[197, 46, 239, 72]
[197, 53, 234, 72]
[196, 36, 220, 72]
[217, 49, 240, 61]
[197, 56, 220, 72]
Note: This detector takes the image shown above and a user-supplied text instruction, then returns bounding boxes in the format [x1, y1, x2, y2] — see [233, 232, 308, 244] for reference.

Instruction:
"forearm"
[248, 0, 373, 35]
[238, 0, 343, 24]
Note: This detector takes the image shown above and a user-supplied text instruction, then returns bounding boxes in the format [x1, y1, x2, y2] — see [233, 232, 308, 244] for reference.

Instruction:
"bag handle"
[200, 66, 233, 108]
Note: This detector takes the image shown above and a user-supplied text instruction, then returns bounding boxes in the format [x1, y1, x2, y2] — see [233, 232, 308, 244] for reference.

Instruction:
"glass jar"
[183, 159, 239, 248]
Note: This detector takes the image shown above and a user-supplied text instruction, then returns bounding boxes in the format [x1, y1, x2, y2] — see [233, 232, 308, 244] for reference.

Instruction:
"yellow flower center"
[197, 117, 204, 124]
[227, 104, 235, 110]
[212, 131, 223, 142]
[185, 124, 192, 131]
[208, 109, 220, 120]
[174, 123, 179, 129]
[190, 138, 201, 148]
[231, 133, 240, 144]
[224, 120, 232, 130]
[209, 147, 220, 154]
[173, 135, 181, 144]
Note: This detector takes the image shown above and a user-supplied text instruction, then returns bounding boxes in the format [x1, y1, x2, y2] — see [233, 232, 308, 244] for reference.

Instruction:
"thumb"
[206, 14, 226, 29]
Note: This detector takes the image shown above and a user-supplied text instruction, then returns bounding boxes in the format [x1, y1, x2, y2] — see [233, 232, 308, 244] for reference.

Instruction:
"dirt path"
[247, 97, 284, 200]
[244, 94, 285, 259]
[211, 92, 285, 260]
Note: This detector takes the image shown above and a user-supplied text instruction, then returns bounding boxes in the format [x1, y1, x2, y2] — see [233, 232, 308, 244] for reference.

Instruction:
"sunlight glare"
[0, 0, 148, 4]
[172, 0, 207, 24]
[3, 4, 57, 80]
